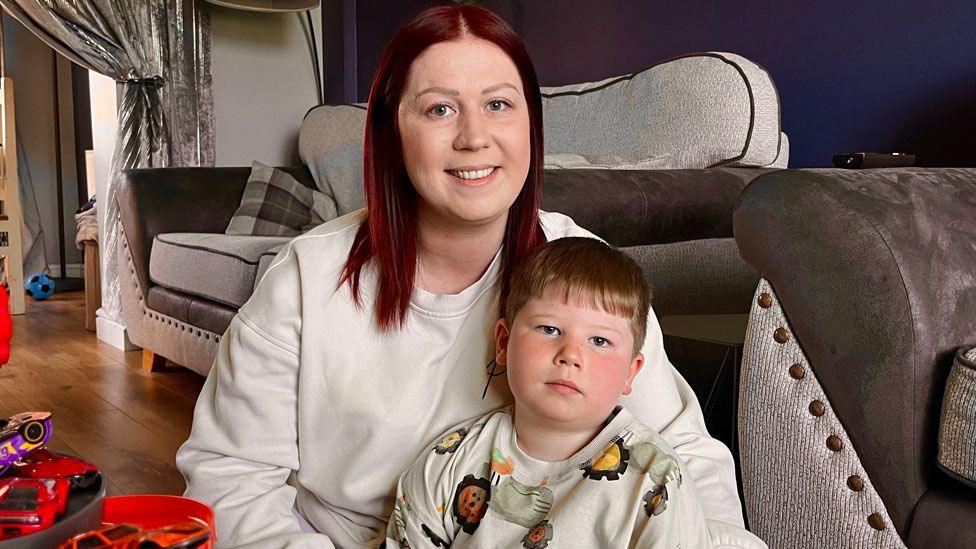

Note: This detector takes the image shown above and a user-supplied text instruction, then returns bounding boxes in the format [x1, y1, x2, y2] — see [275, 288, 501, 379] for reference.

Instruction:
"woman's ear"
[495, 318, 510, 366]
[621, 352, 645, 396]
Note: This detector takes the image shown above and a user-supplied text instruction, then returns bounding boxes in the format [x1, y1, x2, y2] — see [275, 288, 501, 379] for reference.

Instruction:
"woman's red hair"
[340, 4, 546, 330]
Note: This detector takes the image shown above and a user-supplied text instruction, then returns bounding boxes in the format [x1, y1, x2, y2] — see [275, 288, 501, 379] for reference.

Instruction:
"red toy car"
[59, 519, 212, 548]
[0, 476, 70, 539]
[7, 448, 99, 489]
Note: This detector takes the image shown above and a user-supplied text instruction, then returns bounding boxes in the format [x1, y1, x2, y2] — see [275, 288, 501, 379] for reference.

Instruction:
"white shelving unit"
[0, 77, 26, 314]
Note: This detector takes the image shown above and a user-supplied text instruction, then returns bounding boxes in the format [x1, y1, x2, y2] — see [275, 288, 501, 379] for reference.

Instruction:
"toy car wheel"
[71, 471, 98, 489]
[19, 419, 47, 444]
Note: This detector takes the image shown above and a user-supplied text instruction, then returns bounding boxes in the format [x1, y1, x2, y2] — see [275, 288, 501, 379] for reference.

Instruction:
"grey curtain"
[0, 0, 214, 327]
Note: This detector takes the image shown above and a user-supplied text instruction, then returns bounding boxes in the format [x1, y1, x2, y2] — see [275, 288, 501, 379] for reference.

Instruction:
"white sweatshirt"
[386, 405, 714, 548]
[177, 209, 760, 549]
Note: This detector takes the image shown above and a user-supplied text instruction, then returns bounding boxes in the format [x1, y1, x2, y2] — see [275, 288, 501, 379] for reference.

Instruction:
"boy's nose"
[555, 343, 583, 369]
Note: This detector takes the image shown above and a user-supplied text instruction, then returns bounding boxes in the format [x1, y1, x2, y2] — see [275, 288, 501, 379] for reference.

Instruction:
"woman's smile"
[445, 166, 500, 188]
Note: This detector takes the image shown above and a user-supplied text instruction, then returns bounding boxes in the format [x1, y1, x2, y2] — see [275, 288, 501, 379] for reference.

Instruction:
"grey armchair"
[733, 168, 976, 548]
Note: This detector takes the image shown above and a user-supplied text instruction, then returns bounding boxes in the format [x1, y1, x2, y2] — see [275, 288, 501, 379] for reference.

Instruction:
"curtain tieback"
[117, 75, 164, 87]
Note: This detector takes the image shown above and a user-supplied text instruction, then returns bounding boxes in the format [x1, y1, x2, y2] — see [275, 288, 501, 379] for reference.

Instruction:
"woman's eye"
[488, 99, 512, 112]
[590, 337, 612, 348]
[537, 325, 560, 336]
[427, 104, 455, 118]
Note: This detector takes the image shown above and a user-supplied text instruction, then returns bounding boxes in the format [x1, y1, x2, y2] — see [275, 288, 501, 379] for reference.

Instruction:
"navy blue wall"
[352, 1, 976, 167]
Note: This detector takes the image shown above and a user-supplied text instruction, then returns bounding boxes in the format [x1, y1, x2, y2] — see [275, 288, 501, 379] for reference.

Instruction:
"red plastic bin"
[101, 495, 215, 548]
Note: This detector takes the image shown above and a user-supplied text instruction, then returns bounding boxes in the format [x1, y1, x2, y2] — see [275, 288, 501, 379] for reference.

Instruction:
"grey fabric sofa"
[117, 51, 788, 375]
[734, 168, 976, 548]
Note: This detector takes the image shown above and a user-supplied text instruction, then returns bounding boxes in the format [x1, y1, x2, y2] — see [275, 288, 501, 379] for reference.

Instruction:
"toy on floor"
[58, 519, 212, 549]
[0, 411, 108, 543]
[0, 476, 71, 539]
[8, 448, 99, 489]
[60, 494, 218, 548]
[0, 412, 53, 474]
[25, 272, 56, 300]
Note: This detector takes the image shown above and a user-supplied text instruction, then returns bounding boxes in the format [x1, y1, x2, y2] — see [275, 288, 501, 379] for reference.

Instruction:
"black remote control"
[832, 152, 916, 169]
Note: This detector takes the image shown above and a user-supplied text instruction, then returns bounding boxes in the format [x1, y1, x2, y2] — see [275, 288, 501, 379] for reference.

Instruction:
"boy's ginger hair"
[505, 237, 652, 355]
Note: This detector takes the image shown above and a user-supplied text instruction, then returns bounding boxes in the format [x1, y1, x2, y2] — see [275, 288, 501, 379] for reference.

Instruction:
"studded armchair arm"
[733, 168, 976, 548]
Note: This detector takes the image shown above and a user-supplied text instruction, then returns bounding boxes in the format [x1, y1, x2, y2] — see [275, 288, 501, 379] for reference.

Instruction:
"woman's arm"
[176, 246, 334, 548]
[621, 309, 766, 545]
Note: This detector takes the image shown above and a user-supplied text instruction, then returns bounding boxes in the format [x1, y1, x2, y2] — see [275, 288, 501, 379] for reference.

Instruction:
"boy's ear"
[621, 352, 644, 396]
[495, 318, 510, 366]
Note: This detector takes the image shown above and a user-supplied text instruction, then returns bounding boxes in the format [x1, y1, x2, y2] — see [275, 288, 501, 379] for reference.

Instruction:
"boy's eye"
[590, 336, 612, 347]
[537, 325, 560, 336]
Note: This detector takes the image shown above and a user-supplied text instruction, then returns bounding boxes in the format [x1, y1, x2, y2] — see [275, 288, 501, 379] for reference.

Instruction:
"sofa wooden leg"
[143, 350, 167, 373]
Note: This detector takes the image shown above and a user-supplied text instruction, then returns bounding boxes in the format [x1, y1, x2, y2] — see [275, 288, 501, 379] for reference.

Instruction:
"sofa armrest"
[116, 166, 313, 301]
[733, 167, 976, 537]
[542, 167, 776, 246]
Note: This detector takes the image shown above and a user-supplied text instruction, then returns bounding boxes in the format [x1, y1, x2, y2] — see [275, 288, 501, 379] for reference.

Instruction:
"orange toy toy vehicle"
[59, 519, 211, 548]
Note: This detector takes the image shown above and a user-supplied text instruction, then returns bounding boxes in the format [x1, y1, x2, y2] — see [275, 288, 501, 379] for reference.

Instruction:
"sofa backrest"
[540, 52, 782, 168]
[299, 52, 786, 217]
[733, 167, 976, 536]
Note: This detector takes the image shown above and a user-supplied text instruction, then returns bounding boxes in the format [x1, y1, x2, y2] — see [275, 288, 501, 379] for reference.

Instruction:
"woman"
[178, 5, 756, 548]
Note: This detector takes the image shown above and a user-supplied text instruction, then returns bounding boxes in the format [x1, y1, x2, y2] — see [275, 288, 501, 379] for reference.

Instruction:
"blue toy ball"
[25, 273, 55, 300]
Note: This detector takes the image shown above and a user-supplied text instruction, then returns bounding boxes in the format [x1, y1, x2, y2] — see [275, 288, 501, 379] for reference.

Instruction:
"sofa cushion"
[226, 161, 337, 237]
[542, 153, 673, 170]
[540, 167, 774, 247]
[300, 52, 786, 216]
[146, 285, 239, 335]
[938, 346, 976, 489]
[540, 52, 781, 168]
[906, 477, 976, 548]
[150, 233, 291, 308]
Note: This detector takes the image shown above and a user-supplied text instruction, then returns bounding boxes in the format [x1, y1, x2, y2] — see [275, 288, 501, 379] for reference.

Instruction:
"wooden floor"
[0, 291, 205, 496]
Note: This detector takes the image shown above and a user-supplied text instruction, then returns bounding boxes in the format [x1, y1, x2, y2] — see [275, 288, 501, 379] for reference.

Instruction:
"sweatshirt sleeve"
[539, 211, 752, 538]
[385, 452, 454, 548]
[385, 476, 453, 548]
[632, 473, 713, 549]
[176, 245, 335, 548]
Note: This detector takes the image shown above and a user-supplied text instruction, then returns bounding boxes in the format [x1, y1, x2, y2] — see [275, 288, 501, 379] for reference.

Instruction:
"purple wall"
[350, 1, 976, 168]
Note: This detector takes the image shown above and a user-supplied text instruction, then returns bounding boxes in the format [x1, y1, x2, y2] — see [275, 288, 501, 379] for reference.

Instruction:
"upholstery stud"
[868, 513, 885, 531]
[789, 363, 805, 379]
[758, 293, 773, 308]
[827, 435, 843, 452]
[847, 475, 864, 492]
[809, 400, 825, 416]
[773, 328, 789, 343]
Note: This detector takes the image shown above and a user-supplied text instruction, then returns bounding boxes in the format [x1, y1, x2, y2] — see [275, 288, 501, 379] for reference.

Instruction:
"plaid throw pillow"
[225, 161, 337, 237]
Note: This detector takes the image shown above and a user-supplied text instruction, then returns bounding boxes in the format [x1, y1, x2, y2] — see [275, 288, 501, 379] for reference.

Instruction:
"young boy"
[386, 237, 713, 548]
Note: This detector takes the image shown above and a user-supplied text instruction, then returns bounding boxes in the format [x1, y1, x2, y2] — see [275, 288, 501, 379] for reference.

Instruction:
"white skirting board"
[96, 310, 139, 351]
